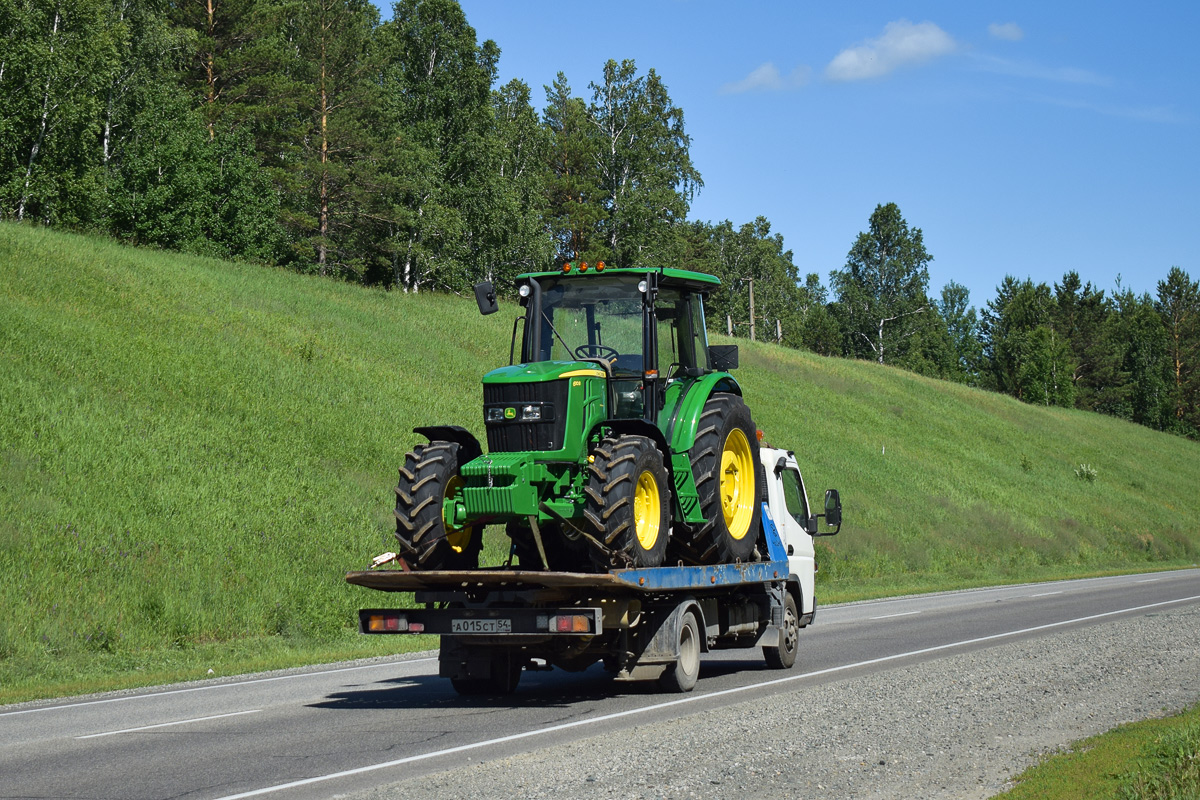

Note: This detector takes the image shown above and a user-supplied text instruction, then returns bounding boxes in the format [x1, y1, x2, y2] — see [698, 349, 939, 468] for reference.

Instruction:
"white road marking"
[1138, 579, 1159, 583]
[76, 710, 261, 739]
[870, 611, 921, 620]
[1029, 591, 1063, 597]
[210, 592, 1200, 800]
[0, 658, 437, 718]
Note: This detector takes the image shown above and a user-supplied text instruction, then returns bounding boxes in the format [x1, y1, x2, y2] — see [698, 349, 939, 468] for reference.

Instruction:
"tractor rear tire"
[394, 440, 481, 570]
[683, 393, 762, 564]
[584, 435, 670, 570]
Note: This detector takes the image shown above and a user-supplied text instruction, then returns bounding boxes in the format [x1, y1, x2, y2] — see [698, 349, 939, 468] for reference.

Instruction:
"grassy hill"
[2, 222, 1198, 703]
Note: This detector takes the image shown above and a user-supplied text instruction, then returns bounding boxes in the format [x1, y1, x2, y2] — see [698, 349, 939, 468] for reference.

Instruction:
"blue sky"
[379, 1, 1198, 311]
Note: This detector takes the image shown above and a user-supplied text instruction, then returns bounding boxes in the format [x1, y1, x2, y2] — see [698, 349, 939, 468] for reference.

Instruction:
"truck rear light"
[408, 622, 425, 633]
[367, 613, 406, 632]
[552, 614, 592, 633]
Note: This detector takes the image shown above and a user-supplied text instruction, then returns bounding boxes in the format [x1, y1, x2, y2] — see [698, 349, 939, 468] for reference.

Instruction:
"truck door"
[776, 462, 816, 576]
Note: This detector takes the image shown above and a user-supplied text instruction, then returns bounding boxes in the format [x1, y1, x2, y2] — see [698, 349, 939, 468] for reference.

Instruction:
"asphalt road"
[2, 568, 1198, 800]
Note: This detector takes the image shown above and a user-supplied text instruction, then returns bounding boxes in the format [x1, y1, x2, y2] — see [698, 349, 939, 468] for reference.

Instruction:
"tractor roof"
[517, 265, 721, 293]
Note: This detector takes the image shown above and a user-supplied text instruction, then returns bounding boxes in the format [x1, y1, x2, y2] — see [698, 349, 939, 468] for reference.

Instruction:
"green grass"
[994, 702, 1200, 799]
[2, 222, 1198, 704]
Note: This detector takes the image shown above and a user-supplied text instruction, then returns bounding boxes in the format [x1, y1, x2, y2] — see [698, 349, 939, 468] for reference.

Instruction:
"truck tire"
[584, 435, 670, 570]
[683, 393, 761, 564]
[449, 650, 522, 696]
[658, 610, 701, 692]
[763, 591, 799, 669]
[394, 441, 480, 570]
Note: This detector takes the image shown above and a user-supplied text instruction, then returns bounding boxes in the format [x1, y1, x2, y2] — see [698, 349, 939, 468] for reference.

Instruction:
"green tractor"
[394, 262, 763, 572]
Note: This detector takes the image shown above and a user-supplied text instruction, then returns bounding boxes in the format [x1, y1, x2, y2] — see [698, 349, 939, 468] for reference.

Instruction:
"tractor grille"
[483, 380, 569, 453]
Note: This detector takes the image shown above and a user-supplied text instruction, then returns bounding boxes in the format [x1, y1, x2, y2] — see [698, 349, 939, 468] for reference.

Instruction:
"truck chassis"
[349, 506, 812, 694]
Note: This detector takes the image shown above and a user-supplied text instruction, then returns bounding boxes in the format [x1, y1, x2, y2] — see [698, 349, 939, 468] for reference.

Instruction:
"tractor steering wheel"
[574, 343, 620, 361]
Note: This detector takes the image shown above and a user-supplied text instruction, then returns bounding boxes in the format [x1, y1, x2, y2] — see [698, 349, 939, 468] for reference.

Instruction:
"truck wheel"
[584, 435, 670, 569]
[763, 591, 799, 669]
[685, 393, 762, 564]
[394, 441, 480, 570]
[658, 610, 701, 692]
[450, 652, 522, 696]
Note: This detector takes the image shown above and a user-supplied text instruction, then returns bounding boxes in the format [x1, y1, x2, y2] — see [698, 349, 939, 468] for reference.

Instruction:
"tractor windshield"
[523, 274, 710, 378]
[527, 276, 646, 372]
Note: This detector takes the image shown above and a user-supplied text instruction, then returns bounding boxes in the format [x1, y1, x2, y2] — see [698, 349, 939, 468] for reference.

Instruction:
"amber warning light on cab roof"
[561, 260, 606, 274]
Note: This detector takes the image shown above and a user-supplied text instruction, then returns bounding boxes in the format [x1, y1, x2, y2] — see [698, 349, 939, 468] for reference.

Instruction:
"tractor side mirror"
[473, 281, 498, 315]
[709, 344, 739, 371]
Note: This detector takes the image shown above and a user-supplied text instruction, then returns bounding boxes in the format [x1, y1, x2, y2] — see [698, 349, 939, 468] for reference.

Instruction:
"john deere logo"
[504, 407, 516, 420]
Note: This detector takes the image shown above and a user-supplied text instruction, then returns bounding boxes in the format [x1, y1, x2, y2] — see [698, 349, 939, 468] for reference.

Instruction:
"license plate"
[451, 618, 512, 634]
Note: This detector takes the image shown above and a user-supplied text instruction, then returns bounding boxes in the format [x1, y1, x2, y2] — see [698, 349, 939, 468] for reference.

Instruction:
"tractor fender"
[665, 372, 742, 454]
[592, 418, 675, 485]
[592, 418, 670, 457]
[412, 425, 483, 465]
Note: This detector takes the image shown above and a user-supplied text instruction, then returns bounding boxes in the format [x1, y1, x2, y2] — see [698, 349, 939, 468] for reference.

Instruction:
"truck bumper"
[359, 606, 602, 637]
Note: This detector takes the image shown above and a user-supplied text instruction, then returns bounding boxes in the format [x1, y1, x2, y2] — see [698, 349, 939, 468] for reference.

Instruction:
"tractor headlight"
[485, 407, 505, 422]
[520, 405, 542, 421]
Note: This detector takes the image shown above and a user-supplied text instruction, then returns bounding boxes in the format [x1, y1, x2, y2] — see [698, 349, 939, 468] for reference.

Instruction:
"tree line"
[2, 0, 1196, 439]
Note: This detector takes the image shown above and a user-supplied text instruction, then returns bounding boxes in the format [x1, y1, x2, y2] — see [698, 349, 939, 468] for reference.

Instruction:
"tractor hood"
[482, 361, 606, 384]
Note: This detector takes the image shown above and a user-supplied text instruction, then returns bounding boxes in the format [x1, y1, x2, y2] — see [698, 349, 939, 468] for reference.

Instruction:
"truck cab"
[759, 445, 839, 627]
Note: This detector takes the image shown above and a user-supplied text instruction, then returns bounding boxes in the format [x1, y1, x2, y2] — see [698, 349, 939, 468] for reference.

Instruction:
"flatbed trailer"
[349, 446, 840, 696]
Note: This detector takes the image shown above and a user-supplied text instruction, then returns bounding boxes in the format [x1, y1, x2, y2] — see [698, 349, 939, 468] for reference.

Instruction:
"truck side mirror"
[474, 281, 498, 315]
[709, 344, 739, 371]
[823, 489, 842, 533]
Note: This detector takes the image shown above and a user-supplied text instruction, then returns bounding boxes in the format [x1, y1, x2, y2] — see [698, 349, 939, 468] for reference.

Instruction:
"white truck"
[348, 444, 840, 694]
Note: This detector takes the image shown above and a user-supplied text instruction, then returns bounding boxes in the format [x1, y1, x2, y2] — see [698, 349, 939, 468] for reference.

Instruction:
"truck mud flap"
[637, 598, 706, 665]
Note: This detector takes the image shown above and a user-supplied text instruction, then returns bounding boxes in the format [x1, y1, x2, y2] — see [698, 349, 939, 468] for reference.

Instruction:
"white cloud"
[1030, 94, 1186, 124]
[973, 54, 1111, 86]
[988, 22, 1024, 41]
[825, 20, 957, 82]
[721, 62, 811, 94]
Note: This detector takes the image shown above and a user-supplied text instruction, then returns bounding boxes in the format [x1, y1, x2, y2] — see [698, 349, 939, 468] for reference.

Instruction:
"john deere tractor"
[393, 263, 762, 572]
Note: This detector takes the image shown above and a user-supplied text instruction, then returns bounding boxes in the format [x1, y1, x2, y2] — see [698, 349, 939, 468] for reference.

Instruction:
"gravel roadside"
[350, 603, 1200, 800]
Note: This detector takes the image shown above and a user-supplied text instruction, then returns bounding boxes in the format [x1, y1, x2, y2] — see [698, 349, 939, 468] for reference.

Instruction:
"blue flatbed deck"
[346, 506, 790, 594]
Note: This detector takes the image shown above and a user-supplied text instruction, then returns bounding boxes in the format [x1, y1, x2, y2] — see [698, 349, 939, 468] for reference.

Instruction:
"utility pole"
[748, 278, 755, 342]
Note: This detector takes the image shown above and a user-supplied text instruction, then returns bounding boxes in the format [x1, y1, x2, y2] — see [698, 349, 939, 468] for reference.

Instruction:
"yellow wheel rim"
[633, 469, 662, 552]
[443, 475, 473, 553]
[720, 428, 755, 540]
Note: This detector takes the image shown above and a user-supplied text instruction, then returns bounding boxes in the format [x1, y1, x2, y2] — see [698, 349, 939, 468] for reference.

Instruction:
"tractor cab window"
[529, 276, 644, 370]
[655, 289, 710, 377]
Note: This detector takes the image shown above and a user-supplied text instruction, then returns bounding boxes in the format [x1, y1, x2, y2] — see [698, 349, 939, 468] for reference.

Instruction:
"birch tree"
[830, 203, 933, 366]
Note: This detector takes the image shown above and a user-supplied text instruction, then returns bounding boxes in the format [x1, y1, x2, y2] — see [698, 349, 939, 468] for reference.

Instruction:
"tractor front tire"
[684, 393, 762, 564]
[394, 440, 480, 570]
[584, 435, 670, 570]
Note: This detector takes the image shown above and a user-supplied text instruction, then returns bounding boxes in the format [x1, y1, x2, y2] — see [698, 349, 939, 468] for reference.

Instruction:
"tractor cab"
[515, 265, 715, 422]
